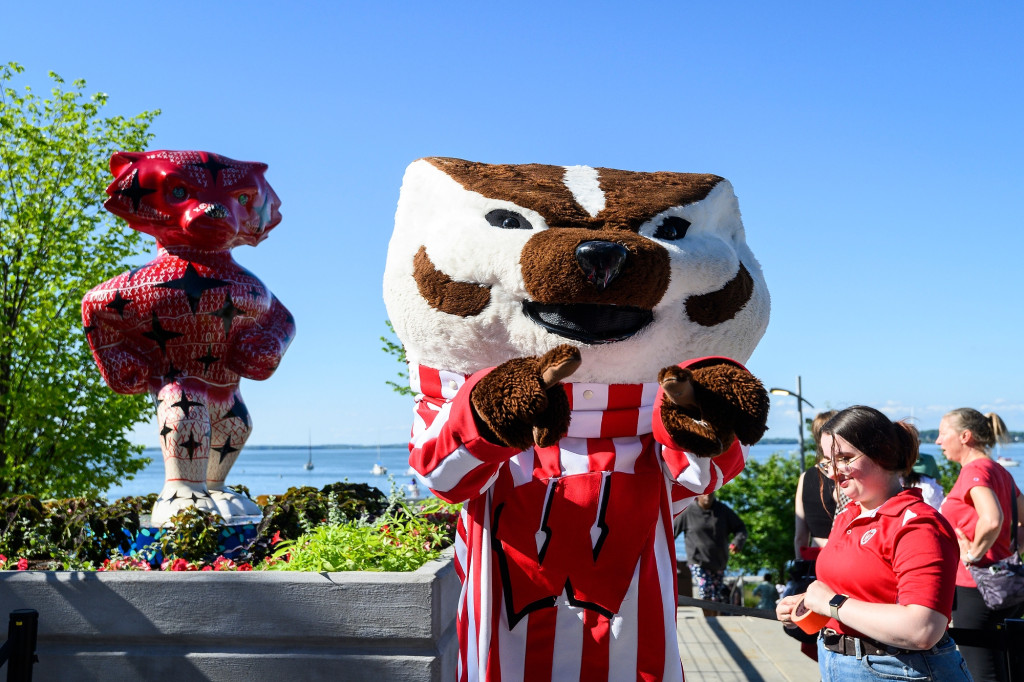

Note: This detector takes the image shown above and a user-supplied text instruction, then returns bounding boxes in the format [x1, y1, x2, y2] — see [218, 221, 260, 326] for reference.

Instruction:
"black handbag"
[967, 494, 1024, 611]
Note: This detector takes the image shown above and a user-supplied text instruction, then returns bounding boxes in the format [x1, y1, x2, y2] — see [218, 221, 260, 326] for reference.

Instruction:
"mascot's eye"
[238, 194, 249, 206]
[653, 216, 691, 241]
[485, 209, 533, 230]
[171, 186, 188, 200]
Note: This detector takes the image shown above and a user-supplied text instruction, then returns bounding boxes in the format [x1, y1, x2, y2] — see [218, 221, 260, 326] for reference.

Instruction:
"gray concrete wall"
[0, 550, 459, 681]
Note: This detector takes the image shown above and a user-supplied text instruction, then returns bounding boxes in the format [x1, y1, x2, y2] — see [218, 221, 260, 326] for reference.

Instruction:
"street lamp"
[769, 376, 815, 471]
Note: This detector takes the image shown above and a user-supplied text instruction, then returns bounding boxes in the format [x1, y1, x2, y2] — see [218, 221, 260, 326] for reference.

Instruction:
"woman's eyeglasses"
[819, 454, 864, 475]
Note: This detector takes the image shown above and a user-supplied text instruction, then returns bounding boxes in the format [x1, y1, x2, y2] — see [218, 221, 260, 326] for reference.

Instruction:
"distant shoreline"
[142, 438, 802, 452]
[140, 443, 410, 452]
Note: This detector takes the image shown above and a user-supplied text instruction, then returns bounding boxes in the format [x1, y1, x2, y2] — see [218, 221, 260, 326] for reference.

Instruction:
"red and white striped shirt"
[408, 358, 749, 682]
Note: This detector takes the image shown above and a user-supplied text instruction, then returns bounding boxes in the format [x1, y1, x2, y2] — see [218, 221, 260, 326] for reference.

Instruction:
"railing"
[677, 595, 1024, 680]
[0, 610, 37, 682]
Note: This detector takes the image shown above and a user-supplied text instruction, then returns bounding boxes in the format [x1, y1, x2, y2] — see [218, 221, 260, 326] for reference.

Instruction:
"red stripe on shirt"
[420, 366, 442, 401]
[636, 547, 665, 682]
[587, 438, 616, 472]
[524, 607, 557, 681]
[601, 407, 640, 438]
[581, 609, 610, 680]
[607, 384, 644, 410]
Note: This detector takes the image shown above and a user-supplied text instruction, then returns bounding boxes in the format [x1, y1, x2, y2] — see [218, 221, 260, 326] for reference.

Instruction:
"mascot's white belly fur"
[383, 158, 770, 682]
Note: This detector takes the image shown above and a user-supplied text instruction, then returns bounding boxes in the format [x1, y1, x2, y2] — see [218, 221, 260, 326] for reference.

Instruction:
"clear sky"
[6, 2, 1022, 446]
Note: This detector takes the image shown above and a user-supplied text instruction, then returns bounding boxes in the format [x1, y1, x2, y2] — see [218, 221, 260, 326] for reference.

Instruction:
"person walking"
[938, 408, 1023, 682]
[776, 406, 969, 681]
[675, 492, 746, 617]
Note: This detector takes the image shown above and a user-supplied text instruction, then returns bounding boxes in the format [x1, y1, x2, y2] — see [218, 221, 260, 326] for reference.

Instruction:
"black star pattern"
[154, 262, 229, 314]
[141, 312, 184, 355]
[171, 394, 204, 418]
[213, 437, 240, 464]
[206, 293, 243, 336]
[254, 193, 273, 231]
[115, 172, 157, 213]
[179, 434, 202, 461]
[163, 491, 179, 503]
[126, 265, 147, 282]
[83, 324, 97, 337]
[225, 395, 250, 427]
[249, 286, 264, 299]
[159, 421, 173, 445]
[196, 345, 220, 372]
[163, 363, 184, 383]
[105, 291, 132, 318]
[191, 155, 231, 184]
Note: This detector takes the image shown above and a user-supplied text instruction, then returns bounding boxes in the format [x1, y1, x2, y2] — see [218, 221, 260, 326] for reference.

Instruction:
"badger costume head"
[383, 157, 769, 383]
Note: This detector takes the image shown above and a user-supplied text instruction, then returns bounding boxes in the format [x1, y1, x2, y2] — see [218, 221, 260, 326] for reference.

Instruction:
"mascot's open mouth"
[522, 302, 652, 344]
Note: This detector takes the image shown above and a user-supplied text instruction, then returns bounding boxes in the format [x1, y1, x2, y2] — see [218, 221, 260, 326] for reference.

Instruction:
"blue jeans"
[817, 634, 973, 681]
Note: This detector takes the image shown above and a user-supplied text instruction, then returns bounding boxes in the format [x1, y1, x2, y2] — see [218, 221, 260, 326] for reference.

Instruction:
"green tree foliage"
[0, 63, 159, 496]
[716, 451, 802, 582]
[381, 319, 413, 396]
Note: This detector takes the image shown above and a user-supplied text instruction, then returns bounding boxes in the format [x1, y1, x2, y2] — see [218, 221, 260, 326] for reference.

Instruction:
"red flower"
[237, 563, 253, 571]
[17, 558, 29, 571]
[170, 558, 190, 572]
[201, 566, 213, 571]
[271, 530, 283, 545]
[0, 554, 7, 567]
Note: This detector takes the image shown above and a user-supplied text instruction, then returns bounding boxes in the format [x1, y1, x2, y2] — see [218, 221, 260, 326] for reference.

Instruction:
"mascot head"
[383, 157, 769, 383]
[105, 150, 282, 250]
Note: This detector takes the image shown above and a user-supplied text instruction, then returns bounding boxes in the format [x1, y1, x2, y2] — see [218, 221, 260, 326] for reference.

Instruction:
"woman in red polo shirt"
[776, 406, 969, 681]
[938, 407, 1023, 682]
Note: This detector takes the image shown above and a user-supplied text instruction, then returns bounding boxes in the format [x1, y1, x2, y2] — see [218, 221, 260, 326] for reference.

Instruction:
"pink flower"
[0, 554, 7, 567]
[17, 558, 28, 571]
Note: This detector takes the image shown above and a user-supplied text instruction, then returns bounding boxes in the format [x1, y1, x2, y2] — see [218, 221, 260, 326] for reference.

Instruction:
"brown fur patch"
[470, 354, 572, 450]
[423, 158, 723, 230]
[658, 362, 769, 456]
[413, 246, 491, 317]
[684, 263, 754, 327]
[520, 229, 670, 307]
[594, 168, 723, 231]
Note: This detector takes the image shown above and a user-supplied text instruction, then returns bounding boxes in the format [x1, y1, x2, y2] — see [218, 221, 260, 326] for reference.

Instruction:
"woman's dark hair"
[821, 405, 919, 474]
[944, 408, 1009, 451]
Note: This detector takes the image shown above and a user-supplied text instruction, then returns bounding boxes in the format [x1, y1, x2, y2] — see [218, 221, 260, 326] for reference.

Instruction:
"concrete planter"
[0, 550, 458, 681]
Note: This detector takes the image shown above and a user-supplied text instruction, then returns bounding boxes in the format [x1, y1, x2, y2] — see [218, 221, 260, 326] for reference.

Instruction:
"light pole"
[769, 376, 815, 471]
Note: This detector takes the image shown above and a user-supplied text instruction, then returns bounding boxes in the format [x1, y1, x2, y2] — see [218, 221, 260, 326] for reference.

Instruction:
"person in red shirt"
[776, 406, 969, 681]
[938, 407, 1024, 682]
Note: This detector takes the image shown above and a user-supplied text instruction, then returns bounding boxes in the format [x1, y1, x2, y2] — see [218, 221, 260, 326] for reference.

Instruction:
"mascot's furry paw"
[471, 345, 581, 450]
[658, 362, 769, 457]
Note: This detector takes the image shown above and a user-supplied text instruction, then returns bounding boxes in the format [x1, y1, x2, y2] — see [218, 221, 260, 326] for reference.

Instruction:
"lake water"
[104, 441, 1024, 500]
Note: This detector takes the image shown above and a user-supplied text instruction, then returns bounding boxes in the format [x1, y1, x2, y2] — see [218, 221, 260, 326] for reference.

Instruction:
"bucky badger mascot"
[383, 158, 770, 682]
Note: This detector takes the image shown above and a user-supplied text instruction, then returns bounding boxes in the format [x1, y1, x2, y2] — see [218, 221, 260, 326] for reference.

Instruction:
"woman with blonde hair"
[938, 408, 1024, 682]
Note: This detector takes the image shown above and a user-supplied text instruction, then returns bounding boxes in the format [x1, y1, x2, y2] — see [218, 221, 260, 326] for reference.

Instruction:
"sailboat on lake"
[304, 432, 314, 471]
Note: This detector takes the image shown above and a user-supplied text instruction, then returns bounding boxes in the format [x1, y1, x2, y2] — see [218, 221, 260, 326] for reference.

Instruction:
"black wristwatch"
[829, 594, 849, 621]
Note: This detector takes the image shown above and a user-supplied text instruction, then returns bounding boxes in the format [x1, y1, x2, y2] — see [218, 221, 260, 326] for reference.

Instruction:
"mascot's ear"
[110, 152, 144, 178]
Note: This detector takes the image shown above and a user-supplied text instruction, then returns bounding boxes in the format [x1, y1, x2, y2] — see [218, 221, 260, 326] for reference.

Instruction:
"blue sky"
[6, 2, 1022, 445]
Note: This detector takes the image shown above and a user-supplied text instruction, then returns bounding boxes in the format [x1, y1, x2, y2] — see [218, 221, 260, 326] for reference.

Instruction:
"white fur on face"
[383, 161, 769, 383]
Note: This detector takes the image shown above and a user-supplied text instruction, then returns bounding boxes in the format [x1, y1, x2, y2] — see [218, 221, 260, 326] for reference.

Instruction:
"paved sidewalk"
[677, 607, 820, 681]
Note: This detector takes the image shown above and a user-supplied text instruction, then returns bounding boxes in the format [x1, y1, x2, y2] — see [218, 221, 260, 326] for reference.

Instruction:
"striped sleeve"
[409, 369, 519, 503]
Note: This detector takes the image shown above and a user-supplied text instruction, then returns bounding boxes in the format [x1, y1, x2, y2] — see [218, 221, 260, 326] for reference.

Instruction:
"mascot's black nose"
[575, 241, 628, 291]
[204, 203, 229, 219]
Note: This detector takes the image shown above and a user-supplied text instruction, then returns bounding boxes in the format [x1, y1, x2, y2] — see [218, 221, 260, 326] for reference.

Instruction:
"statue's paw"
[151, 483, 217, 527]
[207, 487, 262, 520]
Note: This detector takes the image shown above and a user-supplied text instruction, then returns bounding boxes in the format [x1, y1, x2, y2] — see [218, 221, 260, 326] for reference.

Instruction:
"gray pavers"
[677, 607, 821, 681]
